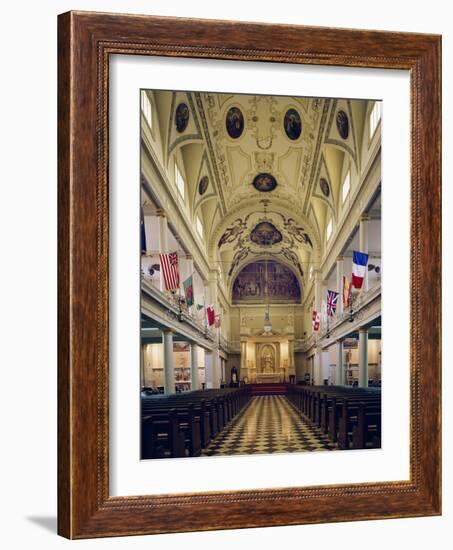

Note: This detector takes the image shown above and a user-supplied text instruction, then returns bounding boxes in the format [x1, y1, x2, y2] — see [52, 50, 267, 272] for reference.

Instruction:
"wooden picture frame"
[58, 11, 441, 539]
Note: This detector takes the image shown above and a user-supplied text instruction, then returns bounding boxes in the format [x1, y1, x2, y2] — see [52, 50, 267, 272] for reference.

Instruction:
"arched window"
[196, 215, 203, 238]
[369, 101, 382, 140]
[326, 217, 333, 242]
[342, 170, 351, 204]
[174, 161, 186, 201]
[141, 91, 153, 130]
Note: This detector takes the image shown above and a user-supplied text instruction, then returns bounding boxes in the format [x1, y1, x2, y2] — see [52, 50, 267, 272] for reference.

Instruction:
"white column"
[337, 339, 345, 386]
[240, 341, 248, 381]
[204, 350, 213, 388]
[359, 215, 370, 291]
[336, 256, 344, 314]
[322, 350, 330, 384]
[358, 327, 369, 387]
[190, 343, 200, 391]
[288, 339, 296, 380]
[313, 350, 323, 385]
[157, 209, 168, 292]
[209, 270, 221, 388]
[162, 329, 175, 395]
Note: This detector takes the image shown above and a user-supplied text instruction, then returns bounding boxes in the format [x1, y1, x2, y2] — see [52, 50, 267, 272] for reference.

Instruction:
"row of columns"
[160, 329, 217, 395]
[311, 215, 371, 387]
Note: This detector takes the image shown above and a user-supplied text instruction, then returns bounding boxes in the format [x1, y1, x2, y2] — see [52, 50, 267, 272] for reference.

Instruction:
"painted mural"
[225, 106, 244, 139]
[252, 173, 278, 192]
[283, 108, 302, 140]
[198, 175, 209, 195]
[336, 110, 349, 139]
[232, 261, 301, 303]
[320, 177, 330, 197]
[250, 221, 283, 246]
[175, 102, 190, 133]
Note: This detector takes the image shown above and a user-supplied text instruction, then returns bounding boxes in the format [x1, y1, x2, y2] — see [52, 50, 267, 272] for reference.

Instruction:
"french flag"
[352, 251, 369, 289]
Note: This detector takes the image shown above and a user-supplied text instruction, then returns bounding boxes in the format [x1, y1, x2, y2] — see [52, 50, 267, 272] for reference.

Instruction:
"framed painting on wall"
[58, 11, 441, 538]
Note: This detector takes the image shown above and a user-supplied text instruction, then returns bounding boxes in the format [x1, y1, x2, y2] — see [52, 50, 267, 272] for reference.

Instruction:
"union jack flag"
[326, 289, 339, 317]
[159, 251, 180, 291]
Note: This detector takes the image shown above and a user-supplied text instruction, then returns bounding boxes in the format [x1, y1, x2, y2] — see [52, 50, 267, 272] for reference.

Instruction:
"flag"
[159, 251, 180, 291]
[140, 209, 147, 255]
[326, 289, 339, 317]
[312, 310, 320, 332]
[352, 250, 369, 289]
[206, 305, 215, 326]
[182, 275, 194, 306]
[343, 275, 351, 308]
[214, 314, 221, 328]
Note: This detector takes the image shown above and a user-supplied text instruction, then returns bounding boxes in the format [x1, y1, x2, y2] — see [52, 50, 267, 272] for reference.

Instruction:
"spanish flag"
[343, 276, 351, 308]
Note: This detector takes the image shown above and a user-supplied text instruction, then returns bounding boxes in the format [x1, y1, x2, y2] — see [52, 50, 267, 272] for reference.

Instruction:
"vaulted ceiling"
[147, 89, 370, 295]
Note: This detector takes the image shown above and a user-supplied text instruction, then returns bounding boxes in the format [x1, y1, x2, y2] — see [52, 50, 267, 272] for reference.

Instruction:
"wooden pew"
[141, 409, 186, 459]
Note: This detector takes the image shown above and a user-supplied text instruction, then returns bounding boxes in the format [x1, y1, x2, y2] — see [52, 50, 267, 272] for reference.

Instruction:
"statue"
[262, 353, 274, 373]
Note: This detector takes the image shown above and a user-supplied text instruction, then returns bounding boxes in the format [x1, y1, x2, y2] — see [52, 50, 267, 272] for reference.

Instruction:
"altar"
[240, 332, 295, 384]
[256, 372, 284, 384]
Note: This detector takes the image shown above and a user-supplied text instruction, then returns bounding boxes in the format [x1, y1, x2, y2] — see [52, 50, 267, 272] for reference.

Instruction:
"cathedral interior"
[140, 90, 382, 459]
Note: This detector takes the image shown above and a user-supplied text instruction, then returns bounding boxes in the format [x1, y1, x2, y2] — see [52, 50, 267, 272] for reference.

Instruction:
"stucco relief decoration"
[232, 261, 301, 303]
[175, 102, 190, 133]
[283, 218, 313, 248]
[336, 110, 349, 139]
[218, 218, 247, 248]
[284, 108, 302, 140]
[248, 95, 278, 150]
[250, 221, 283, 246]
[225, 106, 245, 139]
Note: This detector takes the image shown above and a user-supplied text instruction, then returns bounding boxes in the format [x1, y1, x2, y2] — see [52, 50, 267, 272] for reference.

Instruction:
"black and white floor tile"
[202, 395, 336, 456]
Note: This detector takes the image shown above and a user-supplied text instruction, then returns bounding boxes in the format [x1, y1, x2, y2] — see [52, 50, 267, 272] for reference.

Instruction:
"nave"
[203, 395, 334, 456]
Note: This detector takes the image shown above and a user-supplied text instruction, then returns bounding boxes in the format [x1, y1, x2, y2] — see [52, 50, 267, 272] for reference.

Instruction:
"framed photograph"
[58, 11, 441, 538]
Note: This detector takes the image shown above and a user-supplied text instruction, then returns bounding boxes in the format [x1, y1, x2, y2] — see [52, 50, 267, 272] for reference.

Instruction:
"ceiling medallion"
[283, 108, 302, 140]
[250, 221, 283, 246]
[320, 177, 330, 197]
[175, 102, 189, 133]
[198, 175, 209, 195]
[225, 106, 244, 139]
[252, 173, 277, 192]
[336, 110, 349, 139]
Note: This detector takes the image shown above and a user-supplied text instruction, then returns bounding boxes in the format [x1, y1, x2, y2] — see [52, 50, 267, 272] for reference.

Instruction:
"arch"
[208, 200, 321, 262]
[228, 255, 304, 304]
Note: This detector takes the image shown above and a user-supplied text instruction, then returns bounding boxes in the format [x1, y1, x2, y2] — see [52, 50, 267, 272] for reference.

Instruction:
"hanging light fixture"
[263, 256, 272, 333]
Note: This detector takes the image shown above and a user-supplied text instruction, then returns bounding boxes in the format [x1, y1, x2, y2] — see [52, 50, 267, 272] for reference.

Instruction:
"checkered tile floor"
[202, 395, 336, 456]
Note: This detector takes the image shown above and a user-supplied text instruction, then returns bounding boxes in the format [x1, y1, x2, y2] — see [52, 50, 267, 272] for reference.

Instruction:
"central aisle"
[203, 395, 335, 456]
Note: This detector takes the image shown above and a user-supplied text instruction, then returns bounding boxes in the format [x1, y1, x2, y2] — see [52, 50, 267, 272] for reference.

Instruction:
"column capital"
[359, 327, 369, 334]
[185, 253, 193, 260]
[337, 255, 344, 262]
[162, 328, 173, 335]
[156, 208, 167, 217]
[336, 337, 344, 344]
[360, 213, 371, 222]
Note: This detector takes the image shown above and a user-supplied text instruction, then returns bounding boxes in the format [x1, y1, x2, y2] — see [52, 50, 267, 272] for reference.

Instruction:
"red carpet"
[249, 383, 289, 396]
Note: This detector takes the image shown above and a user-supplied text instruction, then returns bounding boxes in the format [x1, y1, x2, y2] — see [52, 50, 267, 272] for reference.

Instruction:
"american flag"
[159, 251, 180, 291]
[326, 290, 339, 317]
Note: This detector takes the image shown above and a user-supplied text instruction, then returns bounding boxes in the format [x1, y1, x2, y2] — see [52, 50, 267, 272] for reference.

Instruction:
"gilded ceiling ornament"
[336, 110, 349, 139]
[320, 177, 330, 197]
[252, 173, 278, 192]
[225, 106, 244, 139]
[284, 108, 302, 140]
[175, 102, 190, 133]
